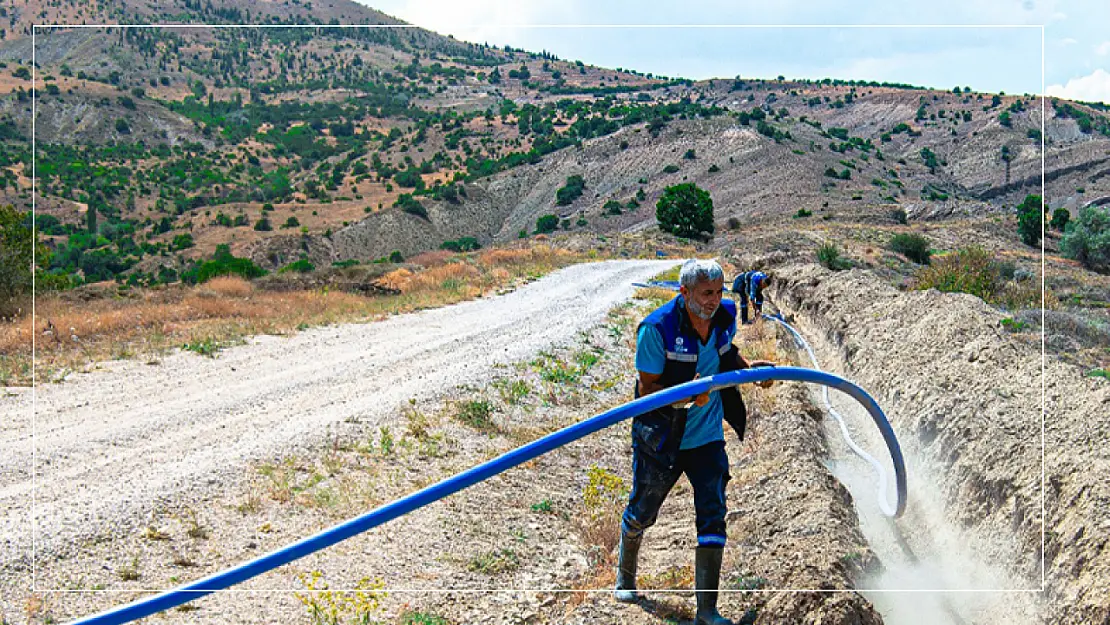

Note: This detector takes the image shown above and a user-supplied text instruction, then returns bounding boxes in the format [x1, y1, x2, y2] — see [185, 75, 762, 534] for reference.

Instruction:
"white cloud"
[1046, 68, 1110, 104]
[1097, 41, 1110, 56]
[363, 0, 580, 49]
[1059, 37, 1077, 46]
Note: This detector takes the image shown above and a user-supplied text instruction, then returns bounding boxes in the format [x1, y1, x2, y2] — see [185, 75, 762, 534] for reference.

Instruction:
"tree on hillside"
[1016, 194, 1044, 247]
[0, 205, 46, 316]
[1061, 205, 1110, 273]
[534, 214, 559, 234]
[1051, 208, 1070, 232]
[656, 183, 714, 239]
[86, 199, 98, 234]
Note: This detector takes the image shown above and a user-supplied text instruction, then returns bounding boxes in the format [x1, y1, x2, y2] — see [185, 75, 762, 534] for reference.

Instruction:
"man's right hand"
[748, 360, 776, 388]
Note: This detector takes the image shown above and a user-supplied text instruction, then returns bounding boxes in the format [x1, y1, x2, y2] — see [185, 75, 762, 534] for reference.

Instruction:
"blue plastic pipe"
[69, 366, 905, 625]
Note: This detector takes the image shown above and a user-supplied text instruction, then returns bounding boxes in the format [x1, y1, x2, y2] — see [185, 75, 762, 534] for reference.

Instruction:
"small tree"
[1050, 208, 1070, 232]
[394, 194, 428, 220]
[1016, 194, 1043, 247]
[555, 175, 586, 206]
[1061, 205, 1110, 273]
[86, 201, 98, 234]
[534, 214, 559, 234]
[0, 205, 46, 314]
[656, 183, 714, 239]
[889, 233, 932, 264]
[817, 242, 851, 271]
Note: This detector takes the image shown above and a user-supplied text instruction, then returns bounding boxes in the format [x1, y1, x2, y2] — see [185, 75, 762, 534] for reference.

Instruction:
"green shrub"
[394, 168, 425, 189]
[394, 194, 428, 219]
[817, 242, 851, 270]
[1051, 208, 1070, 232]
[890, 208, 908, 224]
[662, 164, 680, 174]
[889, 233, 932, 264]
[182, 337, 219, 357]
[455, 399, 496, 431]
[534, 214, 559, 234]
[603, 200, 623, 215]
[440, 237, 481, 252]
[192, 246, 268, 284]
[555, 175, 585, 206]
[401, 612, 450, 625]
[1061, 205, 1110, 273]
[172, 233, 194, 250]
[1016, 194, 1043, 247]
[1, 205, 46, 312]
[279, 258, 315, 273]
[793, 208, 812, 219]
[910, 246, 1042, 309]
[656, 183, 713, 239]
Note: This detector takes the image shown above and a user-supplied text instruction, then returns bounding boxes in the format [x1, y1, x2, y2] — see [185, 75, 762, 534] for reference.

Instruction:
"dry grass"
[0, 245, 586, 386]
[738, 318, 786, 419]
[406, 250, 455, 268]
[198, 275, 254, 298]
[640, 565, 695, 590]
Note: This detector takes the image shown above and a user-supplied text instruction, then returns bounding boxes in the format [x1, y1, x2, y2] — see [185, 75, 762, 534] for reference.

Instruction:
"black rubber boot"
[695, 546, 734, 625]
[613, 531, 642, 603]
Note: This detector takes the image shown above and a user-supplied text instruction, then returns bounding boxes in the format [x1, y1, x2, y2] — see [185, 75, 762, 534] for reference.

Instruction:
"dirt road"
[0, 260, 672, 574]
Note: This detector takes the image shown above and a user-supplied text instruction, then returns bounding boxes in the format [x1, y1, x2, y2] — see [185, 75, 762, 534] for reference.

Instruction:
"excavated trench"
[767, 264, 1046, 625]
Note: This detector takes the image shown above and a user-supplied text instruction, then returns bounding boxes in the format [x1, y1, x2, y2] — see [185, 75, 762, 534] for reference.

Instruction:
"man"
[730, 270, 770, 325]
[616, 259, 774, 625]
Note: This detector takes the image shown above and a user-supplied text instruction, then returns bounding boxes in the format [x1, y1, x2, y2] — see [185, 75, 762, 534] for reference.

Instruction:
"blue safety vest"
[632, 295, 748, 467]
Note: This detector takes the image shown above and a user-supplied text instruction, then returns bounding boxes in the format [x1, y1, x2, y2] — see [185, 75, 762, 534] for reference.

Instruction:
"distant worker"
[730, 270, 770, 325]
[615, 258, 773, 625]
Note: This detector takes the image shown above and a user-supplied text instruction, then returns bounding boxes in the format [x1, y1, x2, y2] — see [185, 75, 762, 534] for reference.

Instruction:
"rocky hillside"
[1, 0, 1108, 288]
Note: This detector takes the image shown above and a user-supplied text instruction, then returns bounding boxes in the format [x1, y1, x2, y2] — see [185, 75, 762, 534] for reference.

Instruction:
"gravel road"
[0, 260, 673, 575]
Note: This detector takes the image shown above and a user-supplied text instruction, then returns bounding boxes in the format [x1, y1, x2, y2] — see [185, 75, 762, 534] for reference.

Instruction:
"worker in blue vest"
[730, 270, 769, 325]
[615, 259, 774, 625]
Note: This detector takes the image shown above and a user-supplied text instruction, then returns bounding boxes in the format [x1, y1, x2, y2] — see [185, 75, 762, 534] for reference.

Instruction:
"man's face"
[681, 277, 724, 321]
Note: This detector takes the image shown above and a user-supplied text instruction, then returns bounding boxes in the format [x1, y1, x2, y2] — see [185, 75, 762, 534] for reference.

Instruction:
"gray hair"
[678, 258, 724, 289]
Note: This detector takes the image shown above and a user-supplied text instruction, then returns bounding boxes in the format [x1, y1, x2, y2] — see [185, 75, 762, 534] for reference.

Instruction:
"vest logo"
[675, 336, 686, 352]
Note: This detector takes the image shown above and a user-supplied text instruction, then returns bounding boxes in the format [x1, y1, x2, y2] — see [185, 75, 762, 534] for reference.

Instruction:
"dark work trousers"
[620, 440, 730, 548]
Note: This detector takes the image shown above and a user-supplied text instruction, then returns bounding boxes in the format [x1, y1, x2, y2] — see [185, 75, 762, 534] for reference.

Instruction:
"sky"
[357, 0, 1110, 104]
